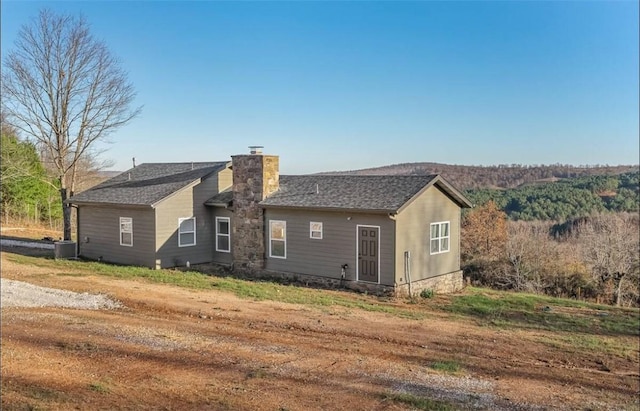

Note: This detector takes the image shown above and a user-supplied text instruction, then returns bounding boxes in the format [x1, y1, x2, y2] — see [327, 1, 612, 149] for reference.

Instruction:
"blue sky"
[2, 1, 638, 174]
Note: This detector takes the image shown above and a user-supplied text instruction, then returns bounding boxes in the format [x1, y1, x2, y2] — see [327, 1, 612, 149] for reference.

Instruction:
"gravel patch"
[1, 278, 122, 310]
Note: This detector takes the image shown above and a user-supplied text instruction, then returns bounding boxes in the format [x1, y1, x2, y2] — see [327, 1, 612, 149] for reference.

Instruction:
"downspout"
[458, 210, 462, 279]
[72, 204, 80, 257]
[261, 209, 266, 271]
[404, 251, 412, 296]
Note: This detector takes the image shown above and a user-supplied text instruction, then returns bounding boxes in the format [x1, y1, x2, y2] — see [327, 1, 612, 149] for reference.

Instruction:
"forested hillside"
[465, 172, 639, 221]
[327, 162, 639, 221]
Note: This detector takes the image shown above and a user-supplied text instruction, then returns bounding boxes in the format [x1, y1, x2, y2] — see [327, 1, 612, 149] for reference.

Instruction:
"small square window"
[310, 222, 323, 239]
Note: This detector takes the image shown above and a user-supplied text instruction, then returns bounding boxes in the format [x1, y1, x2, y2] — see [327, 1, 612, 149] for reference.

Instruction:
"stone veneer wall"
[231, 154, 279, 272]
[193, 261, 463, 297]
[253, 269, 396, 296]
[245, 269, 463, 297]
[395, 270, 464, 297]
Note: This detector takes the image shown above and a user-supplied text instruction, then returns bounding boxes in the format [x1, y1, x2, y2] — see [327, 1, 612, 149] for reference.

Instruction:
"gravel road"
[0, 238, 120, 310]
[0, 278, 122, 310]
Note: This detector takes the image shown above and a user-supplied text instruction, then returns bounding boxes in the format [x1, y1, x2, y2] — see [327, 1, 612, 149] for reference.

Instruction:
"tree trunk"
[48, 199, 52, 229]
[60, 187, 72, 241]
[614, 275, 623, 307]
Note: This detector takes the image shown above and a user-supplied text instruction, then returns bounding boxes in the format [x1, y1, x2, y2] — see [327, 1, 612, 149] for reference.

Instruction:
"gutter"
[259, 204, 397, 215]
[64, 201, 153, 209]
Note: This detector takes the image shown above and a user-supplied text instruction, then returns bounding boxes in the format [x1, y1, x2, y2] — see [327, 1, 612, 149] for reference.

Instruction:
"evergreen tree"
[465, 171, 639, 221]
[1, 128, 61, 225]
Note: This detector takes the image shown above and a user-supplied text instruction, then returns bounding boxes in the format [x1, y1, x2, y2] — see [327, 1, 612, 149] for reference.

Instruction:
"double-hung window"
[216, 217, 230, 252]
[310, 222, 323, 239]
[269, 220, 286, 258]
[178, 217, 196, 247]
[120, 217, 133, 246]
[430, 221, 450, 254]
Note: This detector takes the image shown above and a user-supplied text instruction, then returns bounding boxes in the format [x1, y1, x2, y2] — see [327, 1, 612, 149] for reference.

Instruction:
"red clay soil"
[1, 250, 638, 411]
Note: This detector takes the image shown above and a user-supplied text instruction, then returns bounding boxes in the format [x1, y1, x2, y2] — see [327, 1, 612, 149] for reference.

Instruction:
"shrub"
[420, 289, 435, 299]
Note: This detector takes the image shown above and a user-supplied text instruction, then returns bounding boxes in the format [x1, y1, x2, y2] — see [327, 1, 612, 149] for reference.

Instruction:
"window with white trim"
[269, 220, 286, 258]
[430, 221, 450, 254]
[216, 217, 230, 252]
[178, 217, 196, 247]
[120, 217, 133, 246]
[310, 221, 323, 239]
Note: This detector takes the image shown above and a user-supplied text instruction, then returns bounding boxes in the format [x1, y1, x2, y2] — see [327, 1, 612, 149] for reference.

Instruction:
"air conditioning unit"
[54, 241, 77, 259]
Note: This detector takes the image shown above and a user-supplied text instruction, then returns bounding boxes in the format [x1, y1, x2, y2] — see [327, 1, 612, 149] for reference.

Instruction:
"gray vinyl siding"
[211, 207, 233, 264]
[155, 174, 220, 268]
[395, 186, 461, 284]
[264, 209, 396, 286]
[77, 205, 156, 267]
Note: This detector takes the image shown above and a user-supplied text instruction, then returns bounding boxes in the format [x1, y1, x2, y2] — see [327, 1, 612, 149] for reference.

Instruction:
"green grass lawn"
[5, 253, 424, 319]
[433, 287, 639, 360]
[439, 287, 639, 336]
[4, 252, 639, 342]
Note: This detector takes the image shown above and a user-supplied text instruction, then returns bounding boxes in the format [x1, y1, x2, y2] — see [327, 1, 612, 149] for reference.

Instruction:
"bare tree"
[2, 9, 141, 240]
[502, 220, 575, 294]
[577, 213, 640, 306]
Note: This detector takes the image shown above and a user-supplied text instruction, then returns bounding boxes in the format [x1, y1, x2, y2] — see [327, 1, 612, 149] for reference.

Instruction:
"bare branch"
[577, 213, 640, 306]
[2, 9, 141, 239]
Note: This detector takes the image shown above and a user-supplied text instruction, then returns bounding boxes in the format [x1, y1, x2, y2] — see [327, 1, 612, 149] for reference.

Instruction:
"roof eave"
[150, 165, 229, 208]
[433, 176, 473, 208]
[149, 177, 207, 208]
[395, 175, 473, 214]
[260, 204, 395, 214]
[204, 201, 232, 208]
[66, 201, 153, 209]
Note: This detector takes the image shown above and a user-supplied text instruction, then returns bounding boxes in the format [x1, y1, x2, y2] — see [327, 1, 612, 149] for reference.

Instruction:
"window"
[216, 217, 230, 252]
[310, 221, 323, 239]
[178, 217, 196, 247]
[430, 221, 450, 254]
[120, 217, 133, 246]
[269, 220, 286, 258]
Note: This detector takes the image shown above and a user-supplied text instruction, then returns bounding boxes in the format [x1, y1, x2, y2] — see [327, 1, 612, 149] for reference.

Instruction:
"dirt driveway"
[1, 250, 638, 410]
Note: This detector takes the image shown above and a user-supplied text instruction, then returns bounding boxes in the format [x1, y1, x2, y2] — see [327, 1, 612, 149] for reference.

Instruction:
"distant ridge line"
[319, 162, 639, 190]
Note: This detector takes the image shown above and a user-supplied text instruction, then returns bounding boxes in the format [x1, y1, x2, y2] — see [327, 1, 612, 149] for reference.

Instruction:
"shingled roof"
[259, 174, 472, 212]
[67, 162, 228, 207]
[204, 189, 233, 207]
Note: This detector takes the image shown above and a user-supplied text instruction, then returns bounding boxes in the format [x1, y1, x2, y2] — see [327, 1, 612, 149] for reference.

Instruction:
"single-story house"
[67, 148, 472, 295]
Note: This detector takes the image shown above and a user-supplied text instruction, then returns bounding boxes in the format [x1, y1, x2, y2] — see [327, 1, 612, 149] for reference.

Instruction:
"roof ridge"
[280, 174, 439, 179]
[138, 161, 227, 165]
[262, 174, 443, 212]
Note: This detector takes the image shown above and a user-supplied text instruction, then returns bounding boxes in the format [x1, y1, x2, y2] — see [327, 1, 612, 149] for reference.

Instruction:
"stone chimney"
[231, 147, 279, 271]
